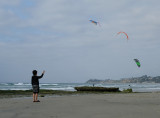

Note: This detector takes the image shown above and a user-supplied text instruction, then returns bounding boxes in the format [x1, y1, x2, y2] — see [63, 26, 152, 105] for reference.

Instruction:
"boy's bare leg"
[35, 93, 38, 101]
[33, 93, 35, 101]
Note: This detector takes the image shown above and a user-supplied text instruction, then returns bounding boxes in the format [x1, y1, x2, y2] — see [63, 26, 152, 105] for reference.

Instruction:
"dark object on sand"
[122, 88, 133, 93]
[40, 95, 45, 97]
[75, 86, 119, 92]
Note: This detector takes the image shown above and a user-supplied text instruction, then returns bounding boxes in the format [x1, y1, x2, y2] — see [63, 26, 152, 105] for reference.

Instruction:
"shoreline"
[0, 89, 128, 99]
[1, 89, 160, 99]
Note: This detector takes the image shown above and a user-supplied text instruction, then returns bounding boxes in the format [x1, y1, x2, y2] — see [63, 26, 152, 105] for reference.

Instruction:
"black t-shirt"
[31, 74, 44, 85]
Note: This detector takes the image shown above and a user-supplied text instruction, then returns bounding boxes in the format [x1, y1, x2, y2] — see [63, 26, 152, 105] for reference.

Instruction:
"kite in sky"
[134, 59, 141, 67]
[117, 32, 129, 40]
[89, 20, 101, 27]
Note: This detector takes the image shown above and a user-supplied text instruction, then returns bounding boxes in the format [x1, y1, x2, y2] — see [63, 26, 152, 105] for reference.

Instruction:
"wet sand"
[0, 93, 160, 118]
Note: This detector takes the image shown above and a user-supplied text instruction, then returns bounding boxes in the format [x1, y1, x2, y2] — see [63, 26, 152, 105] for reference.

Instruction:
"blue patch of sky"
[3, 0, 36, 20]
[11, 8, 29, 19]
[21, 0, 36, 7]
[0, 27, 67, 43]
[0, 33, 22, 43]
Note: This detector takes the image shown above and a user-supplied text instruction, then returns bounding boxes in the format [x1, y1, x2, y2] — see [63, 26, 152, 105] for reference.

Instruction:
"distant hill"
[86, 75, 160, 84]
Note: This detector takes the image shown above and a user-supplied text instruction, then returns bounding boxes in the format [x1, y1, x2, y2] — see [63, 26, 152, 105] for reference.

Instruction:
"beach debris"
[122, 88, 132, 93]
[117, 31, 129, 40]
[40, 95, 45, 97]
[75, 86, 119, 92]
[134, 59, 141, 67]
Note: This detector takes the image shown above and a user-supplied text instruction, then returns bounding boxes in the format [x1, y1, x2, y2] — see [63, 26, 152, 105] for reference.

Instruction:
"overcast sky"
[0, 0, 160, 83]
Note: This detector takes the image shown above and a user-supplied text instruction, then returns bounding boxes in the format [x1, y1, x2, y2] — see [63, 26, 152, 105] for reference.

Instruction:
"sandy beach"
[0, 93, 160, 118]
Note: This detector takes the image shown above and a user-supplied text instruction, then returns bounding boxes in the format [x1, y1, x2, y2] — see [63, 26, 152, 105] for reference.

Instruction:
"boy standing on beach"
[31, 70, 45, 102]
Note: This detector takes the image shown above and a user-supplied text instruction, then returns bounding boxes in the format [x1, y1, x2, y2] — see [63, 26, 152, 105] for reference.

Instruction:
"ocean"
[1, 83, 160, 92]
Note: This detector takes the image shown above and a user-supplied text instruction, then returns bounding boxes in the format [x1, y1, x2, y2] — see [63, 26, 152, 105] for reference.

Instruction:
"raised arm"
[37, 70, 45, 79]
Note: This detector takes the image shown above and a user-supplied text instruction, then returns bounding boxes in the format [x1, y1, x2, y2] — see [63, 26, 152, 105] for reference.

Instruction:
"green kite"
[134, 59, 140, 67]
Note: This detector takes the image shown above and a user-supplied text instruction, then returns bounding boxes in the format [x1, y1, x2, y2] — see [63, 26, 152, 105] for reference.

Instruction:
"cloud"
[0, 0, 160, 82]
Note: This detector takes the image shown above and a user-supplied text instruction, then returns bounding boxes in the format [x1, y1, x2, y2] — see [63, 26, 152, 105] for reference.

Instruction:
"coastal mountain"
[86, 75, 160, 84]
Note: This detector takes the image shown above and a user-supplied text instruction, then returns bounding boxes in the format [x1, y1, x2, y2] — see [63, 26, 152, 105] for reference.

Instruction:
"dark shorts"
[32, 85, 39, 93]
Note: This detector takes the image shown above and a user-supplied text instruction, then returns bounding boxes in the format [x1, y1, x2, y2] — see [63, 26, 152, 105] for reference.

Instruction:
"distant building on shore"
[86, 75, 160, 84]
